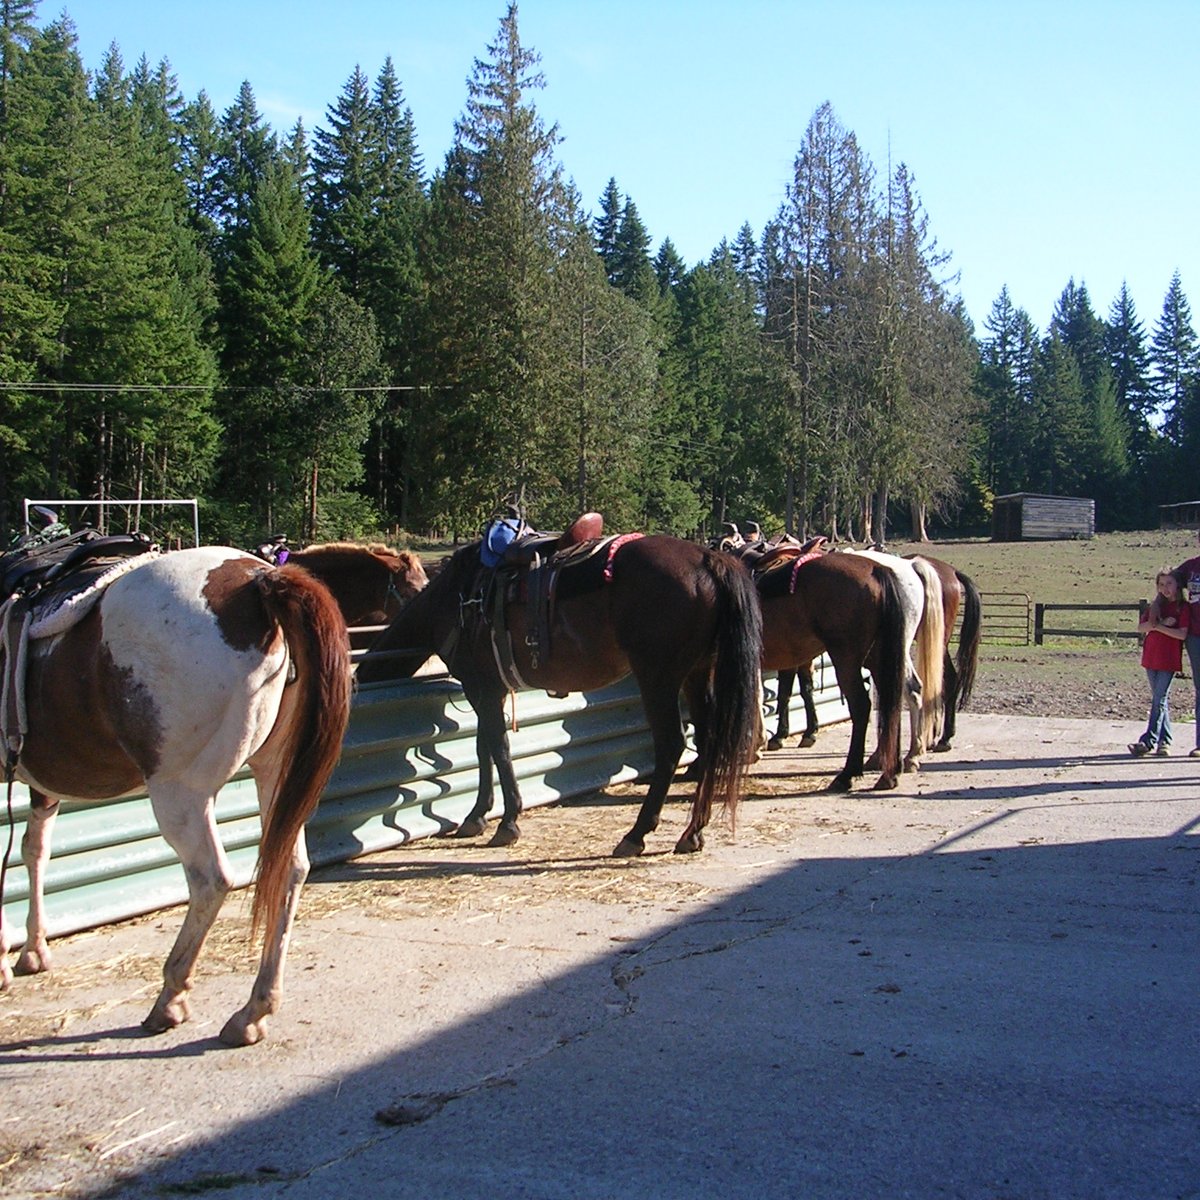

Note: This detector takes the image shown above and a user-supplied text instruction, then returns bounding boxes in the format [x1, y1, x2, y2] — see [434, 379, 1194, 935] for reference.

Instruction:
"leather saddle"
[0, 527, 156, 602]
[473, 512, 610, 690]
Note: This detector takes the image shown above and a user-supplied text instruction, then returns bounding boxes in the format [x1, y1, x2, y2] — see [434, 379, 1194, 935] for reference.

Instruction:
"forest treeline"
[2, 1, 1197, 547]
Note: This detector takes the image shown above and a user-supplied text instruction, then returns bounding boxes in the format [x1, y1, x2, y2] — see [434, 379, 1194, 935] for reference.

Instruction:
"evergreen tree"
[611, 196, 655, 302]
[413, 2, 571, 529]
[311, 64, 374, 289]
[1106, 283, 1155, 436]
[653, 237, 687, 295]
[178, 89, 222, 251]
[216, 156, 322, 532]
[977, 287, 1038, 496]
[1152, 271, 1198, 444]
[211, 80, 275, 264]
[593, 176, 621, 284]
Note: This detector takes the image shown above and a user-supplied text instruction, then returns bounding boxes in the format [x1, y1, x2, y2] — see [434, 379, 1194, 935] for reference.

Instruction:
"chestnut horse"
[773, 552, 978, 754]
[255, 540, 429, 639]
[0, 547, 351, 1045]
[358, 532, 762, 856]
[753, 550, 917, 790]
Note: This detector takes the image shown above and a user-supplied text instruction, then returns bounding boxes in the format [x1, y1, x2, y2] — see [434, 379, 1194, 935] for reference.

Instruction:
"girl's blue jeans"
[1142, 668, 1176, 749]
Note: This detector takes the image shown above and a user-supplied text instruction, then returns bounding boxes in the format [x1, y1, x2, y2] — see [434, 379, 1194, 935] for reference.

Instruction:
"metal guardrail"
[1, 663, 847, 948]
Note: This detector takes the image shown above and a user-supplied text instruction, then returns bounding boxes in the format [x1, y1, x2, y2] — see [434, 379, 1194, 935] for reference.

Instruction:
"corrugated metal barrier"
[1, 664, 848, 948]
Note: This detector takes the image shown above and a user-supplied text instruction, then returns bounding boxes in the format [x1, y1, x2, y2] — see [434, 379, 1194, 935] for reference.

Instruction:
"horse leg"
[679, 673, 708, 783]
[454, 726, 495, 839]
[220, 772, 310, 1047]
[459, 681, 523, 847]
[902, 663, 925, 773]
[830, 667, 872, 792]
[798, 664, 819, 747]
[142, 789, 233, 1034]
[13, 791, 59, 977]
[935, 652, 959, 751]
[767, 669, 794, 751]
[614, 683, 686, 858]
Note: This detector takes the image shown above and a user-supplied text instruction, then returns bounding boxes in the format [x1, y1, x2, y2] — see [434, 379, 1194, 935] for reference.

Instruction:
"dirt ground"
[970, 647, 1196, 725]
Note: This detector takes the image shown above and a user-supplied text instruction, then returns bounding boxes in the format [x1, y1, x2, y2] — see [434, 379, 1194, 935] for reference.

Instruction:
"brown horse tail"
[695, 551, 764, 830]
[871, 563, 907, 781]
[910, 557, 946, 748]
[954, 569, 983, 708]
[250, 565, 352, 936]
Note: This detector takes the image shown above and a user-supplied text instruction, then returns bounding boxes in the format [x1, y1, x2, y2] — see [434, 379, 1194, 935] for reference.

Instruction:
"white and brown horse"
[0, 546, 351, 1046]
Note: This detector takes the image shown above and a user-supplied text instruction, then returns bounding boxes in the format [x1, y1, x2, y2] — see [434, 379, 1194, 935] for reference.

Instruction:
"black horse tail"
[693, 551, 764, 830]
[954, 568, 983, 708]
[871, 563, 908, 784]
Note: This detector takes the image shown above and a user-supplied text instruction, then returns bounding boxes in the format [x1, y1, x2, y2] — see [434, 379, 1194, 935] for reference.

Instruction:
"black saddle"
[0, 527, 155, 601]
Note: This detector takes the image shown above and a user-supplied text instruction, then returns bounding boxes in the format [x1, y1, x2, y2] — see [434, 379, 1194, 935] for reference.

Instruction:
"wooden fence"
[980, 596, 1148, 646]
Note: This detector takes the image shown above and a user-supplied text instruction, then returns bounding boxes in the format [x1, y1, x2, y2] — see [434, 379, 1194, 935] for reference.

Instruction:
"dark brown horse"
[755, 551, 915, 790]
[357, 532, 763, 856]
[0, 547, 351, 1045]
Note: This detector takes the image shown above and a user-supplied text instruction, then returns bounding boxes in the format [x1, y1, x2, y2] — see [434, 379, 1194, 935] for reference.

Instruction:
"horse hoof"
[220, 1010, 267, 1047]
[902, 758, 921, 774]
[487, 823, 520, 848]
[15, 945, 51, 976]
[766, 736, 784, 752]
[800, 734, 818, 748]
[873, 774, 899, 791]
[673, 831, 704, 854]
[454, 817, 488, 839]
[933, 740, 952, 753]
[143, 996, 190, 1034]
[612, 837, 644, 858]
[864, 752, 881, 771]
[828, 774, 853, 793]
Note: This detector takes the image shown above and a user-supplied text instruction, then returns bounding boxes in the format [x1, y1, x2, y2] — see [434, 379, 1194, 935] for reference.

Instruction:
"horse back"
[16, 548, 291, 802]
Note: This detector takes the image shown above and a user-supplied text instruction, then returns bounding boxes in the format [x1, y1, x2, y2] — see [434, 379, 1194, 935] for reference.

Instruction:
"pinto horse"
[0, 546, 351, 1045]
[906, 553, 982, 750]
[357, 532, 763, 856]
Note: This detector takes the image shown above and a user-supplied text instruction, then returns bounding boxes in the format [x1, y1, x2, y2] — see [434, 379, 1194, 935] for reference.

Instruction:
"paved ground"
[1, 712, 1198, 1200]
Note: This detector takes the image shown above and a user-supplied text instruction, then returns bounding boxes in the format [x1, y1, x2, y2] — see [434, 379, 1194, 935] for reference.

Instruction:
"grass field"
[887, 528, 1197, 608]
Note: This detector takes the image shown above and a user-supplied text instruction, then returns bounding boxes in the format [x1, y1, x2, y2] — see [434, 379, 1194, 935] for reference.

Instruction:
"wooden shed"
[1159, 501, 1200, 530]
[991, 493, 1095, 541]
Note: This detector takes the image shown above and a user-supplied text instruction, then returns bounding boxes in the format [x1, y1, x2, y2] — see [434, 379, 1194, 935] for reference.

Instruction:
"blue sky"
[52, 0, 1199, 335]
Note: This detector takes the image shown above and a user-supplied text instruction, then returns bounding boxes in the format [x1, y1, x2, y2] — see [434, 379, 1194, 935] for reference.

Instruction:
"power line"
[0, 381, 439, 393]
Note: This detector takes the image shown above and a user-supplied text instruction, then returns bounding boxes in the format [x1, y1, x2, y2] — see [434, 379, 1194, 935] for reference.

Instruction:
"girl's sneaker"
[1156, 746, 1170, 756]
[1128, 741, 1151, 756]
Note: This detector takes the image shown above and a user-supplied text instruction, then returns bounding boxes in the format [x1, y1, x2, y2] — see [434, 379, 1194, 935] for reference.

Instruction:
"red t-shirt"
[1141, 597, 1191, 671]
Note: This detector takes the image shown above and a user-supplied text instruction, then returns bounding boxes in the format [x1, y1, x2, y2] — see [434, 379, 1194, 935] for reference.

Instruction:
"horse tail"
[953, 568, 983, 708]
[871, 564, 907, 781]
[910, 557, 946, 747]
[695, 551, 764, 830]
[251, 565, 352, 936]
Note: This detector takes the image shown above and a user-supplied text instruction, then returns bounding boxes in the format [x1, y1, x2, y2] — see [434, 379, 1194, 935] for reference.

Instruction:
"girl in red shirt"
[1129, 570, 1191, 756]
